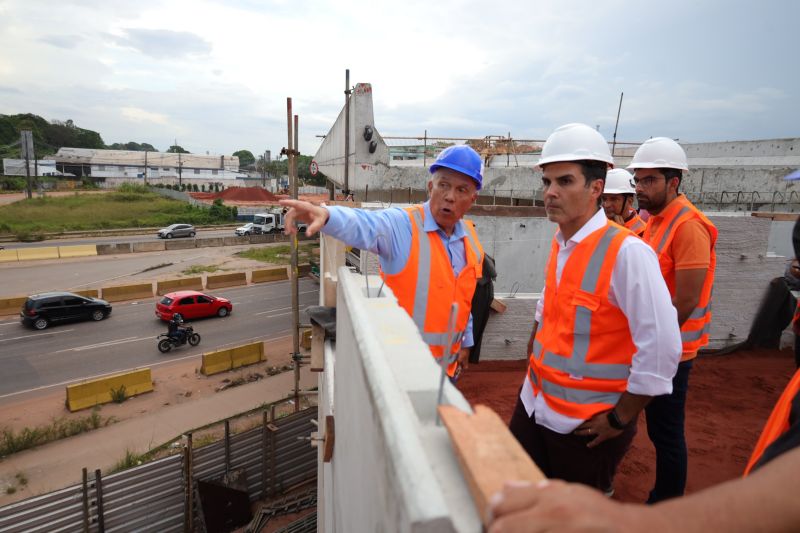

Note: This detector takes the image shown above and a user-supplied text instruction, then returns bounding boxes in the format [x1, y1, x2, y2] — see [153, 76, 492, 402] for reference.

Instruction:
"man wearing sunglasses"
[629, 137, 718, 504]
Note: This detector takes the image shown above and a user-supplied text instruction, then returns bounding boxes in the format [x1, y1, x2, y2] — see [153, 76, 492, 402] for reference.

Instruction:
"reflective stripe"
[532, 338, 543, 358]
[463, 222, 482, 262]
[579, 226, 620, 292]
[528, 366, 539, 388]
[543, 351, 631, 380]
[681, 321, 711, 343]
[656, 206, 690, 254]
[688, 302, 710, 320]
[409, 209, 430, 331]
[541, 379, 621, 406]
[422, 330, 465, 346]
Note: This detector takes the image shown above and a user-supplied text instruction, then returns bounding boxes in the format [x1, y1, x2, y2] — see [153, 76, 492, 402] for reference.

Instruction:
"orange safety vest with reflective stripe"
[644, 195, 717, 360]
[624, 211, 646, 237]
[744, 369, 800, 476]
[381, 206, 484, 377]
[527, 222, 636, 420]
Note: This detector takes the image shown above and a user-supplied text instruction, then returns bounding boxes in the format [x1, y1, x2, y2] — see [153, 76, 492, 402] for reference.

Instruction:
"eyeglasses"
[633, 176, 665, 188]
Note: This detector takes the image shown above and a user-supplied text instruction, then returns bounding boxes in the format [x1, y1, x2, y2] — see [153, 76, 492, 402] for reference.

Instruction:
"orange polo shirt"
[643, 216, 712, 359]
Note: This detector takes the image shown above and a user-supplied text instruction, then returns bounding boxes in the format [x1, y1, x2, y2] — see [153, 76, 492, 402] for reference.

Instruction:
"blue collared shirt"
[323, 201, 474, 347]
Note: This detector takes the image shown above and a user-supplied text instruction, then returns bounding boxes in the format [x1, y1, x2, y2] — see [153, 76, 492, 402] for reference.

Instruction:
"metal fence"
[0, 405, 318, 533]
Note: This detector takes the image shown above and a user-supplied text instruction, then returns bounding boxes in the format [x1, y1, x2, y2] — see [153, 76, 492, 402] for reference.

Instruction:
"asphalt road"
[0, 280, 318, 401]
[3, 228, 239, 249]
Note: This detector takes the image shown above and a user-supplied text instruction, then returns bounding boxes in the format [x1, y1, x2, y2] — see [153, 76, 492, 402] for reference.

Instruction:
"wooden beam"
[438, 404, 545, 527]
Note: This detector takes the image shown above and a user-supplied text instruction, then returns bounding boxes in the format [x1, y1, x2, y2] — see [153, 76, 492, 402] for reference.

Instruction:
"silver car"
[157, 223, 196, 239]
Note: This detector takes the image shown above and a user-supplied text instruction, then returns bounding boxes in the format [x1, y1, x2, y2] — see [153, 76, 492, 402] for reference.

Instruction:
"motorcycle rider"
[167, 315, 187, 344]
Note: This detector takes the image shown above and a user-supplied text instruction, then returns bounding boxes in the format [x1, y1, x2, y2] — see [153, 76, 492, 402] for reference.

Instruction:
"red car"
[155, 290, 232, 321]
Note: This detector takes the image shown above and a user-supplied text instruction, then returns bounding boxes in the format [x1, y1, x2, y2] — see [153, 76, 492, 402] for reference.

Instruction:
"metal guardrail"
[685, 191, 800, 212]
[0, 405, 318, 533]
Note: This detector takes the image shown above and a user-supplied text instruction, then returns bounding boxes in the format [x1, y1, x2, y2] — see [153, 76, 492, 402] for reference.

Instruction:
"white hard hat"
[604, 168, 636, 194]
[627, 137, 689, 171]
[537, 123, 614, 168]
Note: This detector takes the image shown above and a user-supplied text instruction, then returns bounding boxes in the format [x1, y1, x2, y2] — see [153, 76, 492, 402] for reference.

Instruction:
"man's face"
[634, 169, 672, 213]
[541, 162, 603, 227]
[427, 168, 478, 234]
[602, 193, 630, 219]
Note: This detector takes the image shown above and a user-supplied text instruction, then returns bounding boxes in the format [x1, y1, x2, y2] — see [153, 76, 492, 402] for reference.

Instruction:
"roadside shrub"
[201, 184, 206, 192]
[117, 183, 150, 194]
[192, 183, 199, 192]
[110, 449, 145, 473]
[110, 384, 127, 403]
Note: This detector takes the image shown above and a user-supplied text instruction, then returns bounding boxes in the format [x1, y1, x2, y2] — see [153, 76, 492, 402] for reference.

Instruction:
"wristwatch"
[606, 409, 629, 430]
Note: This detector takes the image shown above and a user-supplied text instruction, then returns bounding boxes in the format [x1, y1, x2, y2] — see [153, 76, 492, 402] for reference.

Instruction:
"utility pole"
[144, 150, 148, 185]
[286, 98, 301, 412]
[612, 92, 624, 157]
[21, 130, 32, 199]
[343, 68, 351, 197]
[262, 150, 267, 187]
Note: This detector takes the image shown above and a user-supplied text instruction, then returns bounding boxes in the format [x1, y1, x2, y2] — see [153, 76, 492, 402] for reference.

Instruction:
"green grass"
[109, 449, 146, 474]
[182, 264, 221, 275]
[0, 184, 235, 235]
[236, 243, 318, 265]
[0, 408, 114, 457]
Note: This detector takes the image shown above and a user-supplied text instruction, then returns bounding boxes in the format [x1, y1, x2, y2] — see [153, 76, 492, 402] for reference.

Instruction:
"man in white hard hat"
[511, 123, 681, 493]
[602, 168, 646, 237]
[280, 145, 484, 381]
[629, 137, 718, 503]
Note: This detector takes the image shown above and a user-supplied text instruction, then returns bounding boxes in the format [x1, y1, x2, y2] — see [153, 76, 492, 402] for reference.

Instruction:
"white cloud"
[120, 107, 169, 125]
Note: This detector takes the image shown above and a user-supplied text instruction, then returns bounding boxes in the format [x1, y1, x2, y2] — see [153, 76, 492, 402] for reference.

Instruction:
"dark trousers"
[645, 359, 693, 503]
[509, 396, 637, 491]
[795, 335, 800, 368]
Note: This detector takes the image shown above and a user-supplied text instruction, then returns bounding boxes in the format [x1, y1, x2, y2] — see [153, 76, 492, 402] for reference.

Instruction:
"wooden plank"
[311, 324, 325, 372]
[438, 404, 545, 527]
[489, 298, 507, 314]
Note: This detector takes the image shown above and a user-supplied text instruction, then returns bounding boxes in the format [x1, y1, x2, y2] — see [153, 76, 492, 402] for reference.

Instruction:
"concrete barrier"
[223, 236, 251, 246]
[249, 234, 275, 244]
[165, 239, 196, 250]
[74, 289, 100, 299]
[252, 266, 289, 284]
[0, 295, 27, 315]
[206, 272, 247, 289]
[96, 243, 133, 255]
[132, 241, 166, 253]
[101, 282, 154, 302]
[66, 368, 154, 412]
[17, 246, 59, 261]
[196, 237, 224, 247]
[298, 263, 312, 276]
[156, 276, 203, 295]
[0, 249, 19, 262]
[201, 341, 264, 375]
[58, 244, 97, 258]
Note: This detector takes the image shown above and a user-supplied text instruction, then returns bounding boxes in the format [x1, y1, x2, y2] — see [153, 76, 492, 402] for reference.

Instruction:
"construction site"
[0, 78, 798, 532]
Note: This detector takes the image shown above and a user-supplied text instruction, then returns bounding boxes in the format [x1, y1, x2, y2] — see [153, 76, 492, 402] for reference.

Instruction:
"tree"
[232, 150, 255, 168]
[107, 142, 158, 151]
[167, 145, 190, 154]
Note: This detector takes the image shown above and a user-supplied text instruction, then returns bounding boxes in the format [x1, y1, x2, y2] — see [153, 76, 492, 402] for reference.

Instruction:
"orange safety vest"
[381, 206, 484, 377]
[744, 369, 800, 476]
[528, 222, 636, 420]
[624, 211, 646, 237]
[643, 195, 717, 360]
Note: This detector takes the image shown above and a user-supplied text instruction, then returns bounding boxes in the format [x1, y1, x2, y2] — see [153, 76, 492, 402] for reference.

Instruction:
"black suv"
[20, 292, 113, 330]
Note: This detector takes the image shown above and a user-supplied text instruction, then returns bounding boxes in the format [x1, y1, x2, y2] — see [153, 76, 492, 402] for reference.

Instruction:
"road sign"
[309, 160, 319, 176]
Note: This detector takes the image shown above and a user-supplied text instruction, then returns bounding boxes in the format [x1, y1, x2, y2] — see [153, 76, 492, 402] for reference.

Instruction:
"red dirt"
[190, 187, 279, 203]
[457, 348, 796, 502]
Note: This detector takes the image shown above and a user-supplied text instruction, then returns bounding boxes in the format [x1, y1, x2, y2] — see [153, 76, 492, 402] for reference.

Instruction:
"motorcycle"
[157, 325, 201, 353]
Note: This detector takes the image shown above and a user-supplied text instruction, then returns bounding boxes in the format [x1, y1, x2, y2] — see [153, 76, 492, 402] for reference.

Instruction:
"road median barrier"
[101, 282, 154, 302]
[96, 243, 133, 255]
[252, 266, 289, 284]
[157, 276, 204, 294]
[58, 244, 97, 258]
[17, 246, 59, 261]
[74, 289, 100, 299]
[207, 272, 247, 289]
[196, 237, 224, 247]
[248, 234, 274, 244]
[223, 236, 251, 246]
[0, 248, 19, 262]
[165, 239, 196, 250]
[133, 241, 166, 253]
[66, 368, 154, 412]
[201, 341, 264, 375]
[0, 295, 26, 315]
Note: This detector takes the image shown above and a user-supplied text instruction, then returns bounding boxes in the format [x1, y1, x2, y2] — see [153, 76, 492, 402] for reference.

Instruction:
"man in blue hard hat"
[281, 145, 485, 380]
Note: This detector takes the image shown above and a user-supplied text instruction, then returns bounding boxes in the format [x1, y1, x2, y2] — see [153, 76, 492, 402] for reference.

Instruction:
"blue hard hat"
[429, 145, 483, 190]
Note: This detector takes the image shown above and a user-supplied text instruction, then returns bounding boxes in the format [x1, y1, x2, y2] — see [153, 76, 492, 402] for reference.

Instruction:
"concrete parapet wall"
[223, 236, 250, 246]
[101, 282, 154, 302]
[0, 249, 18, 262]
[318, 270, 481, 532]
[195, 237, 224, 247]
[96, 243, 133, 255]
[200, 341, 264, 375]
[156, 277, 204, 295]
[252, 267, 288, 283]
[58, 244, 97, 258]
[74, 289, 100, 299]
[164, 239, 196, 250]
[66, 368, 153, 412]
[0, 295, 27, 315]
[132, 241, 165, 253]
[206, 272, 247, 289]
[16, 246, 59, 261]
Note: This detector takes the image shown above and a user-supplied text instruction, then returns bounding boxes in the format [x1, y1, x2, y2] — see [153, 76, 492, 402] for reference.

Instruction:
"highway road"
[3, 228, 240, 249]
[0, 280, 318, 401]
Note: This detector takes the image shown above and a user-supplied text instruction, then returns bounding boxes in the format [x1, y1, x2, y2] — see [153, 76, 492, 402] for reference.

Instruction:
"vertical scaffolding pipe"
[293, 113, 300, 412]
[94, 469, 105, 533]
[611, 92, 624, 157]
[81, 468, 90, 533]
[423, 129, 428, 168]
[261, 410, 269, 498]
[344, 69, 351, 195]
[224, 420, 231, 477]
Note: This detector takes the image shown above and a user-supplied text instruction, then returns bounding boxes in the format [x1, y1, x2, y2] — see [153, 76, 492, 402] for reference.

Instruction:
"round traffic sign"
[309, 160, 319, 176]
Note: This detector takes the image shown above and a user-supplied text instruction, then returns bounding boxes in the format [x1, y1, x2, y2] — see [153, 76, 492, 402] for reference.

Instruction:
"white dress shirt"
[520, 208, 682, 434]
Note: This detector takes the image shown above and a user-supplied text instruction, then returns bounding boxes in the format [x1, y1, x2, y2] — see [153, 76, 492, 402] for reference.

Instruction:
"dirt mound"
[189, 187, 279, 203]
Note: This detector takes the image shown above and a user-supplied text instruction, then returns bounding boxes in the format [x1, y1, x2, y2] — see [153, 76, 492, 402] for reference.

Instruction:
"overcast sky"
[0, 0, 796, 158]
